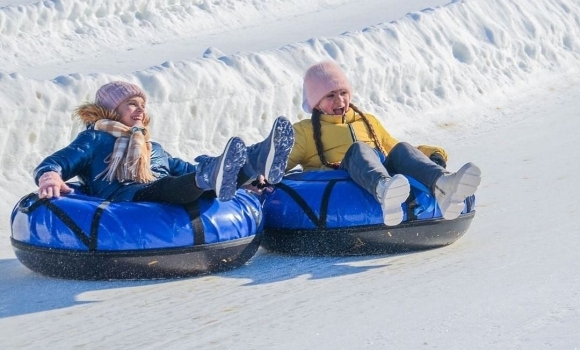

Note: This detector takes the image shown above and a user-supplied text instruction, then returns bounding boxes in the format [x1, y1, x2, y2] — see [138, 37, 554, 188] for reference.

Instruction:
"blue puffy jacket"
[34, 129, 196, 201]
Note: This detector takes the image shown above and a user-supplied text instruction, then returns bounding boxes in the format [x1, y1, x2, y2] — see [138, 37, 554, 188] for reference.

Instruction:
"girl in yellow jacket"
[287, 61, 481, 226]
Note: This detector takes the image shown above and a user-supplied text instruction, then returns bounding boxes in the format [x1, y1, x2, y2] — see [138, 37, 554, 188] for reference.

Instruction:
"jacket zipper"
[344, 114, 357, 143]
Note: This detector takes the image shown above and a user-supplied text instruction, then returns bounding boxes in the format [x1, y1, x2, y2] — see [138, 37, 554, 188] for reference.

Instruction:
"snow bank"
[0, 0, 346, 72]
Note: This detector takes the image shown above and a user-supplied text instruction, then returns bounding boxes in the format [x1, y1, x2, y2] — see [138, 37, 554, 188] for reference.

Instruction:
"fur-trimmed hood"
[74, 102, 151, 128]
[75, 102, 121, 127]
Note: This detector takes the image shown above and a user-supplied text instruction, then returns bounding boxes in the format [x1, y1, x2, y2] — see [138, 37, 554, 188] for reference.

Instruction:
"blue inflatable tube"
[261, 170, 476, 256]
[11, 187, 264, 280]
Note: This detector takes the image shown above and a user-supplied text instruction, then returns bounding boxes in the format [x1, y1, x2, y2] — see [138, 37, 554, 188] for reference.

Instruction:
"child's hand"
[242, 175, 274, 195]
[38, 171, 73, 199]
[430, 153, 447, 169]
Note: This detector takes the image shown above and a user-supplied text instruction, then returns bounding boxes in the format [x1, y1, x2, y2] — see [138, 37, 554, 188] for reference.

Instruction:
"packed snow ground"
[1, 0, 579, 349]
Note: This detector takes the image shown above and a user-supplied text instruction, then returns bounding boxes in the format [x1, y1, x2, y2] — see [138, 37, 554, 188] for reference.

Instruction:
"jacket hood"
[75, 102, 151, 128]
[75, 102, 120, 127]
[74, 103, 120, 127]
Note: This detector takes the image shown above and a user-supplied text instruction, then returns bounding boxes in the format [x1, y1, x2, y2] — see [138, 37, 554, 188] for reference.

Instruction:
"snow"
[1, 0, 580, 349]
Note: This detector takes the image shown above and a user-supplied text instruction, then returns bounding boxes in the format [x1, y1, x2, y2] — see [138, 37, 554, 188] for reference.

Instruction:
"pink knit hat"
[95, 81, 147, 111]
[302, 61, 352, 113]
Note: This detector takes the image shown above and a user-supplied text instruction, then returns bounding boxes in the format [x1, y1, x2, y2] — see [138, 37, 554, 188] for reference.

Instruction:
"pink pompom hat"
[302, 61, 352, 113]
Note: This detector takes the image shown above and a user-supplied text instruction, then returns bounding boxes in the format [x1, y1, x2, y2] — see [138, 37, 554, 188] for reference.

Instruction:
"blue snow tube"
[10, 185, 264, 280]
[261, 170, 475, 256]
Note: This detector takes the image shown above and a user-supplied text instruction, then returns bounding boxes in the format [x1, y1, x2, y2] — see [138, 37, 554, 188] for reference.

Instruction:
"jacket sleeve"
[417, 145, 448, 161]
[285, 122, 308, 172]
[166, 151, 197, 176]
[33, 131, 96, 185]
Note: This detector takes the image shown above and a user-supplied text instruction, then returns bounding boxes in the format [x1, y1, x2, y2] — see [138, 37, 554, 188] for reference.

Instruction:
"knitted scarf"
[94, 119, 156, 183]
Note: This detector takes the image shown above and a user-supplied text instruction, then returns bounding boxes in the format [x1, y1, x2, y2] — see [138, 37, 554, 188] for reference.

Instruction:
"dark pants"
[340, 142, 445, 200]
[132, 171, 251, 204]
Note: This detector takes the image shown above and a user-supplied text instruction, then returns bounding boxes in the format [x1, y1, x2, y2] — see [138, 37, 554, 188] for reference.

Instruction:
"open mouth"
[332, 107, 345, 115]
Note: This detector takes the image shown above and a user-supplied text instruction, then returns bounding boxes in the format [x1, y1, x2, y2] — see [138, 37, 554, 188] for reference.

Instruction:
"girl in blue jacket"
[35, 81, 294, 203]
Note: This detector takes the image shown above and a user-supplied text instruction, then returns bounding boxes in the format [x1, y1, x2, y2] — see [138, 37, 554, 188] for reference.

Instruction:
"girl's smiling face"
[116, 96, 148, 127]
[316, 88, 350, 115]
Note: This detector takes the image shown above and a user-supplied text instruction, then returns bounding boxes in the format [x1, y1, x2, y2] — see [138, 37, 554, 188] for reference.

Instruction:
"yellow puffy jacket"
[286, 108, 448, 172]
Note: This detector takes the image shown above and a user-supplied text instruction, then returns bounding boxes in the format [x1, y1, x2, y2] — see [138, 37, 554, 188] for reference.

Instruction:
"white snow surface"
[1, 0, 580, 349]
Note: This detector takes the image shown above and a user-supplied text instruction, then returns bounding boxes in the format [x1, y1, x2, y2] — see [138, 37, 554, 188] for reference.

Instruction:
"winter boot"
[434, 162, 481, 220]
[244, 116, 294, 185]
[376, 174, 411, 226]
[195, 137, 247, 201]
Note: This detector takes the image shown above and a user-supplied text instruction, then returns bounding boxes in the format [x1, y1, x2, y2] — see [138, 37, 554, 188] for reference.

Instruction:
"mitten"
[430, 152, 447, 169]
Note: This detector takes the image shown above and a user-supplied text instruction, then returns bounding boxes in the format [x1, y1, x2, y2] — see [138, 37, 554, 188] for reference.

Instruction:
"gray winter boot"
[244, 116, 294, 185]
[195, 137, 247, 201]
[375, 174, 411, 226]
[434, 162, 481, 220]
